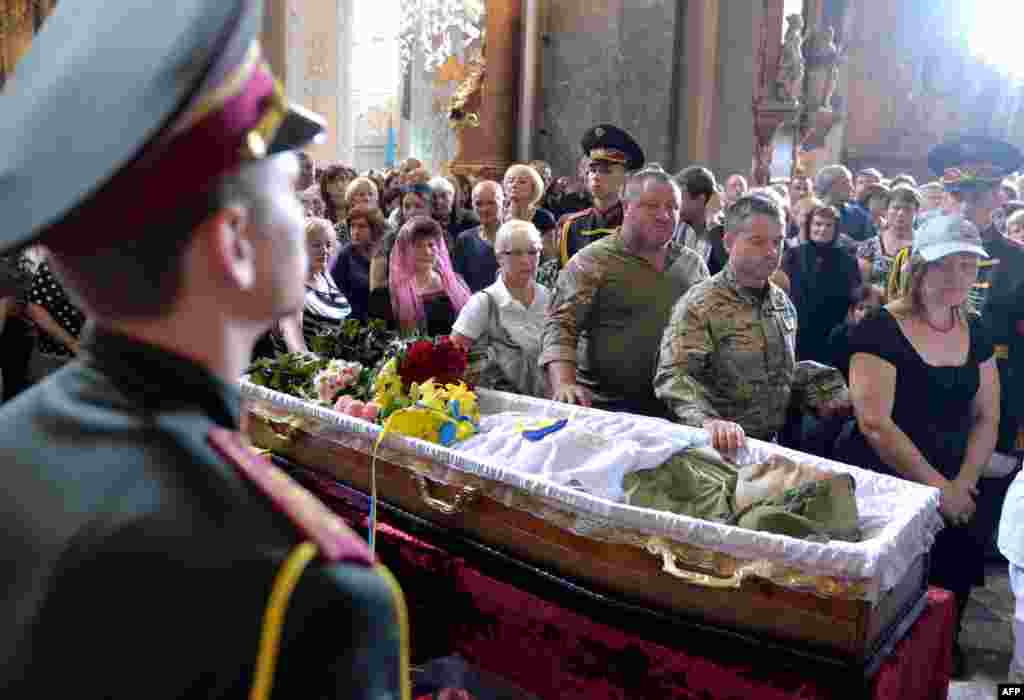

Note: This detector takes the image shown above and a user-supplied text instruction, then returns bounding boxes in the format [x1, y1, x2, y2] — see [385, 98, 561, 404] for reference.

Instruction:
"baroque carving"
[804, 26, 841, 112]
[775, 13, 805, 104]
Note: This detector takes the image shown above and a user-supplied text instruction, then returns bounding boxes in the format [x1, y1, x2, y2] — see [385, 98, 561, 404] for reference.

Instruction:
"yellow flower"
[380, 407, 447, 444]
[373, 358, 404, 412]
[444, 381, 480, 423]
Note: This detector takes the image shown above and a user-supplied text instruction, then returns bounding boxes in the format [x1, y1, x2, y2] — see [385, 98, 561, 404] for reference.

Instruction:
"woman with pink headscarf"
[367, 216, 471, 335]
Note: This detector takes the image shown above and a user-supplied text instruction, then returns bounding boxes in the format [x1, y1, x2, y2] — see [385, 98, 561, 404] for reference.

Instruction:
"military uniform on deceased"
[655, 266, 846, 441]
[557, 124, 645, 268]
[540, 232, 708, 417]
[0, 2, 407, 698]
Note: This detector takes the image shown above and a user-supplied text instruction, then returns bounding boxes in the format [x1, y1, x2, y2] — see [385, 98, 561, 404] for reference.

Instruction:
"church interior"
[5, 1, 1024, 699]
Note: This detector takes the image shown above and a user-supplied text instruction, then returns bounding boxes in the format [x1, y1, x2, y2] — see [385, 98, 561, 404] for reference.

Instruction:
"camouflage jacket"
[655, 265, 845, 439]
[540, 232, 709, 416]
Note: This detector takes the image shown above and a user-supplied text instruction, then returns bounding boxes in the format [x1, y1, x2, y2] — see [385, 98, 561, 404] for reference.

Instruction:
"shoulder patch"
[207, 427, 373, 566]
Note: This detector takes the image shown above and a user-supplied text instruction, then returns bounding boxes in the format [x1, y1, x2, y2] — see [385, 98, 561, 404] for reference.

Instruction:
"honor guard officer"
[557, 124, 646, 267]
[0, 2, 408, 699]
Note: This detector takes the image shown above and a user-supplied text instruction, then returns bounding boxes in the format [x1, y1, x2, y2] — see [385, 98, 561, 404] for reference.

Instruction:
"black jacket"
[0, 327, 405, 698]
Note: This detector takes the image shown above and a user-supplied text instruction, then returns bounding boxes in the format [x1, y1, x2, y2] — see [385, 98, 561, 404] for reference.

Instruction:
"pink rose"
[360, 402, 380, 421]
[334, 395, 355, 413]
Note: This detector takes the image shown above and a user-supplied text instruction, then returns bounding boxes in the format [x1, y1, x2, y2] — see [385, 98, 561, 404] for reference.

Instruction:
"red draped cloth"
[309, 477, 954, 700]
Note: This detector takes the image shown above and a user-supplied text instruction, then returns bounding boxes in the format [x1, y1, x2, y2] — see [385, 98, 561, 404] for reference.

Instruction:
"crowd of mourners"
[5, 124, 1024, 680]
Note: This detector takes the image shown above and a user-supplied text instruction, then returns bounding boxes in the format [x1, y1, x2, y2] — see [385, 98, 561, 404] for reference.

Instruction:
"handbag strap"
[482, 289, 521, 350]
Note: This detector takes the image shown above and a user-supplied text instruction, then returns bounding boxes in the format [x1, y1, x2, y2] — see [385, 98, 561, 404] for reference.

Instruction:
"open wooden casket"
[241, 380, 943, 674]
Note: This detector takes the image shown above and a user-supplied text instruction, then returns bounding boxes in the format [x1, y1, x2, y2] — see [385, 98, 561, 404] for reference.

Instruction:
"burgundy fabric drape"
[305, 474, 954, 700]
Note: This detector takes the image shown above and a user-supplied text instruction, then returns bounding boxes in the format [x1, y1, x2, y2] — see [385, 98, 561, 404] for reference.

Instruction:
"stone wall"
[537, 0, 682, 177]
[536, 0, 761, 181]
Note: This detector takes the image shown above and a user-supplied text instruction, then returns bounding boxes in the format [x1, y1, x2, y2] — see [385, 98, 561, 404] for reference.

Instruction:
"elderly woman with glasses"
[261, 217, 352, 356]
[452, 220, 550, 396]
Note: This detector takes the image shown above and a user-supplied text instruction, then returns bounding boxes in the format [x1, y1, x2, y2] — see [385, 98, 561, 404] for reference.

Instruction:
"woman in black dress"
[837, 214, 999, 676]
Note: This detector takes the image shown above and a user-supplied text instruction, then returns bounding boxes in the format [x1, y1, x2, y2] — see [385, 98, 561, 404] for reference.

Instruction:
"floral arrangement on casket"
[246, 321, 480, 447]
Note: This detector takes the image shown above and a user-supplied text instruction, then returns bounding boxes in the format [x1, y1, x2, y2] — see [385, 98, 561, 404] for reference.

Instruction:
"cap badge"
[594, 127, 605, 137]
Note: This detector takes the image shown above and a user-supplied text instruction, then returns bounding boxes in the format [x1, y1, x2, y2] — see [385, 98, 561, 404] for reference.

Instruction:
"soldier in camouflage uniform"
[655, 194, 851, 454]
[540, 167, 708, 418]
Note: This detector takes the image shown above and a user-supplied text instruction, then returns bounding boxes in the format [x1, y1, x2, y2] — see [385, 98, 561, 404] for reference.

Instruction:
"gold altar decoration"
[446, 45, 485, 163]
[1, 0, 57, 89]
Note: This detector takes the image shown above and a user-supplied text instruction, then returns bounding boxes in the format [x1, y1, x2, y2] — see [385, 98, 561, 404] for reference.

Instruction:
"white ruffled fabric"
[240, 380, 943, 597]
[457, 412, 705, 502]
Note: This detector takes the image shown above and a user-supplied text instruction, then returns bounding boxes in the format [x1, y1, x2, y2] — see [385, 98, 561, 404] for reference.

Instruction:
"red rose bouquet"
[397, 336, 468, 389]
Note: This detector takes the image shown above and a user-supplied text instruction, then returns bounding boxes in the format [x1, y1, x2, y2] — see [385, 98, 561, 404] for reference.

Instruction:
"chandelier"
[398, 0, 484, 75]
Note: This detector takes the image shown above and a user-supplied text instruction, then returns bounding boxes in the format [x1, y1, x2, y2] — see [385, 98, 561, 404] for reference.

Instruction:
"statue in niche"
[775, 13, 805, 104]
[804, 26, 841, 112]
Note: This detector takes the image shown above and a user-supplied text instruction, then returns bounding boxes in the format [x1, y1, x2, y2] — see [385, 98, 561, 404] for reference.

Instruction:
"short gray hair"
[428, 176, 455, 197]
[622, 165, 680, 201]
[814, 164, 852, 197]
[724, 193, 785, 235]
[495, 219, 542, 252]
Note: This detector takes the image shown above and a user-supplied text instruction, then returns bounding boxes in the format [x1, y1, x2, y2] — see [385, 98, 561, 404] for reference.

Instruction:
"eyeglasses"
[498, 249, 541, 258]
[307, 241, 333, 252]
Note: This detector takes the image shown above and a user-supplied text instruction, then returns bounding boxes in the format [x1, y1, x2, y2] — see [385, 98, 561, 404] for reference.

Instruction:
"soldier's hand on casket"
[703, 419, 747, 454]
[552, 383, 593, 407]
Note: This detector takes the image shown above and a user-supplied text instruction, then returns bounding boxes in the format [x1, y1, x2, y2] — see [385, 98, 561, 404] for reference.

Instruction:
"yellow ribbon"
[250, 541, 319, 700]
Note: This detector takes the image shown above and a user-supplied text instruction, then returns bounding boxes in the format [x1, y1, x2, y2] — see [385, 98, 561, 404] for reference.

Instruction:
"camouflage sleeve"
[538, 251, 604, 369]
[680, 247, 710, 289]
[654, 290, 720, 427]
[792, 360, 849, 412]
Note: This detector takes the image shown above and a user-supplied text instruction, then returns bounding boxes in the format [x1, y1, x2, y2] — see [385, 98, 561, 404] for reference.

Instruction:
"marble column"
[260, 0, 347, 164]
[716, 0, 762, 180]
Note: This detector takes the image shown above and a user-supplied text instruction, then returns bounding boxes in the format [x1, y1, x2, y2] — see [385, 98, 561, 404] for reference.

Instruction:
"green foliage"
[247, 320, 435, 403]
[246, 352, 327, 401]
[308, 318, 401, 369]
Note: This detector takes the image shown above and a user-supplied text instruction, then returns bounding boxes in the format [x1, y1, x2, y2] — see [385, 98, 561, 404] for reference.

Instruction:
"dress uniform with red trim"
[557, 124, 645, 267]
[0, 2, 408, 698]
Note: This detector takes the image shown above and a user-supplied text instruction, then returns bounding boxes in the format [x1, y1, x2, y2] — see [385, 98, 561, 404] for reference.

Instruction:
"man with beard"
[0, 1, 407, 697]
[556, 124, 645, 268]
[655, 194, 851, 454]
[540, 167, 708, 417]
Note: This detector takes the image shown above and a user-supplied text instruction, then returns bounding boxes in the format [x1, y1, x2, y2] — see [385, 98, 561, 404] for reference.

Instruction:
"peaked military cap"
[581, 124, 645, 171]
[0, 0, 325, 256]
[927, 135, 1022, 193]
